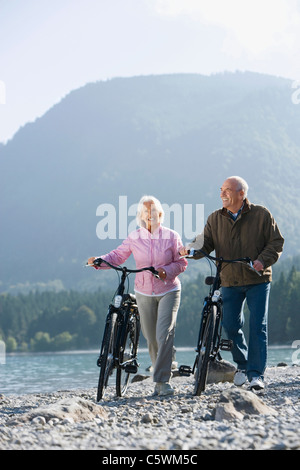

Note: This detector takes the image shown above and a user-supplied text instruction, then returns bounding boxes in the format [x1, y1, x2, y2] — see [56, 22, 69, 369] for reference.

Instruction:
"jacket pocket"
[135, 273, 145, 290]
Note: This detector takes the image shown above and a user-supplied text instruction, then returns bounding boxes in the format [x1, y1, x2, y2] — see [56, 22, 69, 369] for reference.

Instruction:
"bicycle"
[87, 258, 159, 401]
[179, 248, 261, 396]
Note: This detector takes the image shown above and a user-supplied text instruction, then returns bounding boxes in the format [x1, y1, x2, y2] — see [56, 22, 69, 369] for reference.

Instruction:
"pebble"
[0, 365, 299, 450]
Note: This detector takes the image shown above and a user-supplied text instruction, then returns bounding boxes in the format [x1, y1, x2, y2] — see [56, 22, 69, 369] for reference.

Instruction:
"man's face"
[220, 179, 244, 213]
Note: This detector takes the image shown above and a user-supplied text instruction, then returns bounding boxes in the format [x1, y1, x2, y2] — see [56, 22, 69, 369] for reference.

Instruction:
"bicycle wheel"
[194, 305, 217, 395]
[116, 310, 140, 397]
[97, 312, 117, 401]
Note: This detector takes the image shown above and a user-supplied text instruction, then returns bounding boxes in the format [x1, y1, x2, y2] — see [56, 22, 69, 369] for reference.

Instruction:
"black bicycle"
[87, 258, 159, 401]
[179, 248, 261, 396]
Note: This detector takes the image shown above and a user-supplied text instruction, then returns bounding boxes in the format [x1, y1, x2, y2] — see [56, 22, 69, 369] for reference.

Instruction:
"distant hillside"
[0, 72, 299, 293]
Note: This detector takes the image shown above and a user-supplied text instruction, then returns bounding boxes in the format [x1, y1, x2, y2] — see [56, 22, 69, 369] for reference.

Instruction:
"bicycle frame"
[89, 258, 158, 399]
[193, 257, 230, 374]
[98, 296, 138, 371]
[179, 249, 259, 393]
[96, 259, 147, 369]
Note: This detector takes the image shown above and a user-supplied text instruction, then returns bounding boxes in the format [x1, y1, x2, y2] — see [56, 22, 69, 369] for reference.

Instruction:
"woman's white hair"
[136, 195, 165, 227]
[227, 176, 249, 198]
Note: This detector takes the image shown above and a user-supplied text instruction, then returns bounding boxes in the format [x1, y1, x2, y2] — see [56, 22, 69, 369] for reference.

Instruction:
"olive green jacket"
[189, 199, 284, 287]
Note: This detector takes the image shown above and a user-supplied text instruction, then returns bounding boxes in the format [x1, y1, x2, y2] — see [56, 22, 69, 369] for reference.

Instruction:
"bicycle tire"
[194, 305, 217, 395]
[116, 310, 140, 397]
[97, 312, 117, 401]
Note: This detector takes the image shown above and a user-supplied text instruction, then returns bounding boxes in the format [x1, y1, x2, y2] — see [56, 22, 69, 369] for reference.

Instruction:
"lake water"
[0, 346, 297, 396]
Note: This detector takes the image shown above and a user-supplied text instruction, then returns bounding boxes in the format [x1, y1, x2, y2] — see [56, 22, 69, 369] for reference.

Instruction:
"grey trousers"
[135, 290, 181, 383]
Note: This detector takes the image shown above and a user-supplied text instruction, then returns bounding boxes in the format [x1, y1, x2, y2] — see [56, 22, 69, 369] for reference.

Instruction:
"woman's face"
[141, 201, 161, 231]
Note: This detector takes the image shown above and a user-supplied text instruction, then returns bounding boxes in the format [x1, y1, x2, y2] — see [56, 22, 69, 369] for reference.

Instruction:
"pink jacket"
[96, 225, 188, 295]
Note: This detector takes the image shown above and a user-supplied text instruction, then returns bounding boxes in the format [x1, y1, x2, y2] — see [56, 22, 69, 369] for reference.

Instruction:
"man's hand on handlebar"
[252, 259, 264, 272]
[179, 247, 189, 256]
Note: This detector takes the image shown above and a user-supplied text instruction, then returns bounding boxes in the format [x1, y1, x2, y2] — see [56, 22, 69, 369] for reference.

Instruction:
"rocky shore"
[0, 364, 299, 451]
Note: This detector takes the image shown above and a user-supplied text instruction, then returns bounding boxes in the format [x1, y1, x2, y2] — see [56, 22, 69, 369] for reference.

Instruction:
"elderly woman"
[88, 195, 187, 396]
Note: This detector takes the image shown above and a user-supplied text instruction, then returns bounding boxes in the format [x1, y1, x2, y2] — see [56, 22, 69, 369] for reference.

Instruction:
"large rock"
[214, 388, 278, 421]
[172, 358, 236, 383]
[207, 359, 236, 384]
[131, 374, 151, 383]
[7, 397, 108, 425]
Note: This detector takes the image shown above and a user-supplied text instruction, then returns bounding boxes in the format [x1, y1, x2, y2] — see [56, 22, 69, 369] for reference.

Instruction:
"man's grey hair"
[227, 176, 249, 198]
[136, 195, 165, 227]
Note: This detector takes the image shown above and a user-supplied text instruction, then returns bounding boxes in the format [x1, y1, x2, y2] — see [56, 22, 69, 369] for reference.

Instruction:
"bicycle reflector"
[212, 290, 221, 302]
[114, 295, 122, 308]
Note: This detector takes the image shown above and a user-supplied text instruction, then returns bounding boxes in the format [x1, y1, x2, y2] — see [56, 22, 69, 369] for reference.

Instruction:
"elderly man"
[181, 176, 284, 390]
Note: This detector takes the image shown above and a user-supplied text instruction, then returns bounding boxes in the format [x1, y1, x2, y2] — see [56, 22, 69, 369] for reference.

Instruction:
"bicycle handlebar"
[187, 248, 262, 276]
[188, 248, 250, 263]
[86, 258, 160, 277]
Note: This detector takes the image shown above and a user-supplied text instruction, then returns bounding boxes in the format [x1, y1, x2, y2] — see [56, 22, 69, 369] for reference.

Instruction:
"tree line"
[0, 265, 299, 353]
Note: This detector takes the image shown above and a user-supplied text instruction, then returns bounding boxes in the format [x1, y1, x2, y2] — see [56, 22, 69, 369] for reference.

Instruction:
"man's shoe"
[159, 382, 174, 396]
[234, 370, 247, 386]
[249, 377, 264, 391]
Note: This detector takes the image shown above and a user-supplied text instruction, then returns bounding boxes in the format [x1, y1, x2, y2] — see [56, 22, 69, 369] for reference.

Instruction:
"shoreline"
[1, 365, 300, 450]
[4, 343, 296, 355]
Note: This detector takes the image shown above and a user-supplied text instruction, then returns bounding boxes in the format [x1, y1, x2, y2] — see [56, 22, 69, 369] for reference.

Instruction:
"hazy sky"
[1, 0, 300, 143]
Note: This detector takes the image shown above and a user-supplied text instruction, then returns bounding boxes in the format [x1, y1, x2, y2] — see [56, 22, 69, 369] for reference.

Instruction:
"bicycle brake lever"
[248, 261, 262, 276]
[93, 258, 103, 267]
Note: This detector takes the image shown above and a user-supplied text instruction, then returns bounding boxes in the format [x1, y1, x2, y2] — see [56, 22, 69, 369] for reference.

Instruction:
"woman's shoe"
[152, 383, 161, 396]
[159, 382, 174, 396]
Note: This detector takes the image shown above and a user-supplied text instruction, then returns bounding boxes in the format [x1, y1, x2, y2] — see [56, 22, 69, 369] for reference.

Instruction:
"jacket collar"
[220, 198, 251, 219]
[140, 224, 162, 238]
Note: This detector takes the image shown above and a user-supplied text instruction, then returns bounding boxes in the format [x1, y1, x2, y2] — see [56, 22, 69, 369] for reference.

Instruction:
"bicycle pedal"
[179, 365, 192, 377]
[124, 364, 138, 374]
[124, 359, 139, 374]
[220, 339, 233, 351]
[96, 357, 102, 367]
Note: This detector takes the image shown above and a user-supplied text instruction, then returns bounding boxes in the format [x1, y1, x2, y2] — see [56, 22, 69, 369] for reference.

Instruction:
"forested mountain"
[0, 72, 299, 293]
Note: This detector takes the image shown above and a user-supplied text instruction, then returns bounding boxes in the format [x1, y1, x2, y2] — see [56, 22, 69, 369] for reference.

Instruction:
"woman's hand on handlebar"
[87, 256, 102, 267]
[156, 268, 167, 280]
[87, 257, 96, 265]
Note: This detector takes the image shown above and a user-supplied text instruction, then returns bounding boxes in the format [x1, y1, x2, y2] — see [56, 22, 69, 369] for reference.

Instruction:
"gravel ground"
[0, 365, 300, 451]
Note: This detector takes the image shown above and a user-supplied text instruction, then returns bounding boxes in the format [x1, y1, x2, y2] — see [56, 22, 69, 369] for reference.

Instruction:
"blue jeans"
[222, 282, 271, 381]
